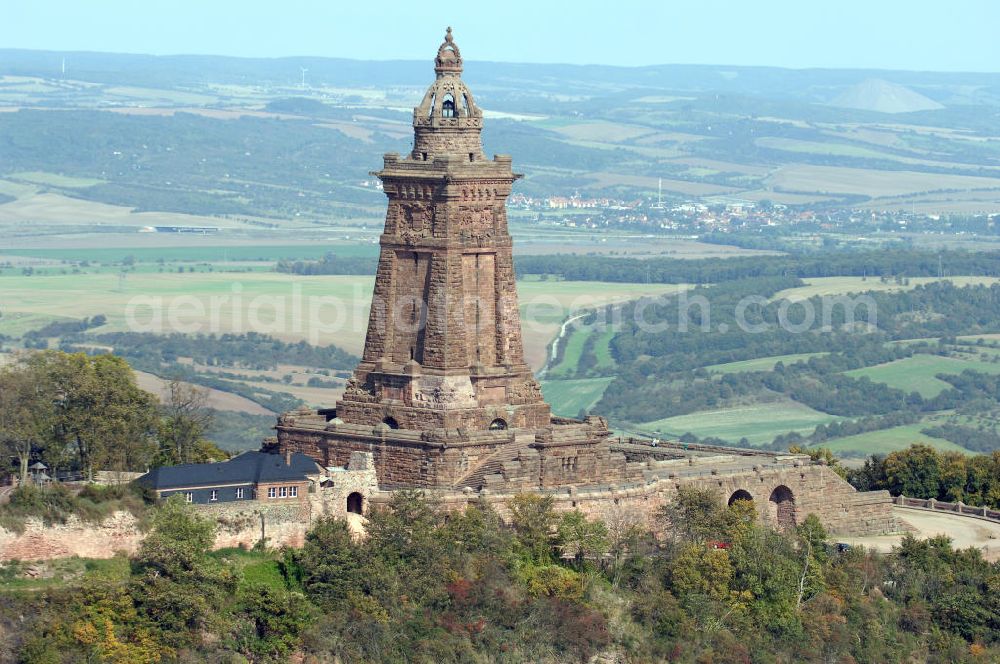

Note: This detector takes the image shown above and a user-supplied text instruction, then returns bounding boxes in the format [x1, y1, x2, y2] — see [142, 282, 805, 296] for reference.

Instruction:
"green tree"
[156, 379, 219, 465]
[438, 497, 511, 559]
[29, 351, 159, 479]
[299, 516, 362, 610]
[508, 493, 559, 563]
[133, 495, 219, 580]
[558, 510, 609, 569]
[660, 486, 726, 543]
[130, 496, 235, 642]
[884, 444, 941, 498]
[229, 583, 312, 664]
[938, 451, 968, 503]
[668, 543, 733, 601]
[794, 514, 828, 607]
[0, 358, 54, 484]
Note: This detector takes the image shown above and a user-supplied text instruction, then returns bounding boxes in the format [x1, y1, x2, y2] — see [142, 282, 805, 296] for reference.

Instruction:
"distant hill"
[831, 78, 945, 113]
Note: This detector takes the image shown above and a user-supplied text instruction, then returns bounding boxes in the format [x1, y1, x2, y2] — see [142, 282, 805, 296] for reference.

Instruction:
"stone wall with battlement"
[375, 459, 897, 537]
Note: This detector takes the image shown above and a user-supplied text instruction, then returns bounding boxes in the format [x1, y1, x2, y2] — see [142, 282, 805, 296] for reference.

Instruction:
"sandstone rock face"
[0, 512, 143, 561]
[0, 503, 313, 562]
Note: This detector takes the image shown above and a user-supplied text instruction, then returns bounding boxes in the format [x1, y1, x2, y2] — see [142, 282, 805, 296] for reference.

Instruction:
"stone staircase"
[453, 433, 535, 489]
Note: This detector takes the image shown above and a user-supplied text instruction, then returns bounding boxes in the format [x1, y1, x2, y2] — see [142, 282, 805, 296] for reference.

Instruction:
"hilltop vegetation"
[3, 489, 1000, 662]
[0, 351, 228, 486]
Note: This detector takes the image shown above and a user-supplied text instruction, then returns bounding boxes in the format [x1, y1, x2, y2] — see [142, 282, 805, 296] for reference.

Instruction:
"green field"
[639, 400, 841, 447]
[0, 270, 677, 368]
[541, 377, 615, 418]
[546, 322, 619, 378]
[548, 324, 589, 378]
[9, 171, 107, 188]
[845, 353, 1000, 398]
[772, 276, 1000, 302]
[814, 423, 971, 456]
[592, 326, 617, 371]
[3, 243, 378, 263]
[704, 352, 827, 374]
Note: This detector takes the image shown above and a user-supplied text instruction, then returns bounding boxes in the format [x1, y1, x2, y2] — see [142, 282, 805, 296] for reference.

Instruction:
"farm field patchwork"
[638, 400, 842, 447]
[704, 352, 828, 374]
[772, 276, 1000, 302]
[765, 164, 1000, 199]
[844, 353, 1000, 398]
[0, 270, 677, 370]
[814, 423, 971, 456]
[541, 377, 615, 418]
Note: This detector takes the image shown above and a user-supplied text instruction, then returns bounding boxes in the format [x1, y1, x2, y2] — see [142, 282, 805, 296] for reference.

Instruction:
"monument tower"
[271, 30, 897, 540]
[277, 29, 615, 489]
[335, 27, 550, 433]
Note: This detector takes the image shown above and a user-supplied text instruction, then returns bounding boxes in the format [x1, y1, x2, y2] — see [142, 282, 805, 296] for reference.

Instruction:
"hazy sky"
[3, 1, 999, 72]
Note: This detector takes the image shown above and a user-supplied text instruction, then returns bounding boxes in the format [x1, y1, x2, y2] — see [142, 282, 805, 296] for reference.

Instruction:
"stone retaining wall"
[378, 463, 898, 537]
[0, 512, 144, 562]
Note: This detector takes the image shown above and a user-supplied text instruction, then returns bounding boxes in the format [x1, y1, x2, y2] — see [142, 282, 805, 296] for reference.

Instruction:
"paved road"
[841, 506, 1000, 561]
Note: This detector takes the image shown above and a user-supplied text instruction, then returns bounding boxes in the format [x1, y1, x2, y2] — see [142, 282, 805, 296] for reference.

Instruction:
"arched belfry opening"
[728, 489, 753, 506]
[407, 27, 486, 161]
[489, 418, 508, 431]
[383, 417, 399, 430]
[347, 492, 364, 515]
[769, 485, 796, 530]
[442, 95, 456, 118]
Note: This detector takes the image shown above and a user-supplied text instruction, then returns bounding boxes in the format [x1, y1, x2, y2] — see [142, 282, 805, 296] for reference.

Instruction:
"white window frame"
[210, 489, 218, 502]
[185, 492, 193, 503]
[279, 486, 288, 498]
[290, 486, 298, 498]
[236, 487, 244, 499]
[267, 487, 276, 499]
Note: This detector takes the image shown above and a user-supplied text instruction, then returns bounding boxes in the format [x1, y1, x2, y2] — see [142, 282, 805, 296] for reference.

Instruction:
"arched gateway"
[728, 489, 753, 506]
[768, 485, 796, 530]
[347, 492, 364, 515]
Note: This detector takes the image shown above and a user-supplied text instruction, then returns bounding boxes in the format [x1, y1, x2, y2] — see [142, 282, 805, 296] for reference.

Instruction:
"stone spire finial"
[435, 26, 463, 76]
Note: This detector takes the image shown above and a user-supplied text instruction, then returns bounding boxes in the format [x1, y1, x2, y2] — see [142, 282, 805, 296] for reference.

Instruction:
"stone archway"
[728, 489, 753, 506]
[347, 492, 364, 515]
[768, 485, 796, 530]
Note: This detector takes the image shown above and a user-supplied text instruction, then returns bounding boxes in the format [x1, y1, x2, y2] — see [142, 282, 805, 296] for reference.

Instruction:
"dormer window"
[442, 96, 456, 118]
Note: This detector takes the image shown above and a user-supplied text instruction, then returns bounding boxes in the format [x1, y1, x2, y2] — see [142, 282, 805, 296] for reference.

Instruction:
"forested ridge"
[515, 249, 1000, 284]
[597, 280, 1000, 433]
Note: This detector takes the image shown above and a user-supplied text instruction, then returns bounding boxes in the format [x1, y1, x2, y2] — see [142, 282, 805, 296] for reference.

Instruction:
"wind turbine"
[300, 67, 309, 88]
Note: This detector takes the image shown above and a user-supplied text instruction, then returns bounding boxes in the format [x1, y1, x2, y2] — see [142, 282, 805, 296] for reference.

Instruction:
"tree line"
[81, 331, 357, 372]
[275, 251, 376, 275]
[0, 351, 226, 486]
[515, 248, 1000, 285]
[5, 488, 1000, 662]
[848, 443, 1000, 509]
[598, 281, 1000, 438]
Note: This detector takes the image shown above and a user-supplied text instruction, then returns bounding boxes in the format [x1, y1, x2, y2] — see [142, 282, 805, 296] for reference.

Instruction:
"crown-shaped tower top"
[434, 27, 463, 76]
[411, 28, 484, 160]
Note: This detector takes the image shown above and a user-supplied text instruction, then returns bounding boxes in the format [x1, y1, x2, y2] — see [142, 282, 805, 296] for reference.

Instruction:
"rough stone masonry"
[275, 29, 897, 536]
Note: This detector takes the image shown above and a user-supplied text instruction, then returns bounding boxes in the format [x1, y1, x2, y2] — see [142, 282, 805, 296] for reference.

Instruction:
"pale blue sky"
[3, 0, 998, 72]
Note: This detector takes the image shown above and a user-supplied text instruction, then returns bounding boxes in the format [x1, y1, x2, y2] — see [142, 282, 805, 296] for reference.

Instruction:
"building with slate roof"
[136, 451, 320, 506]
